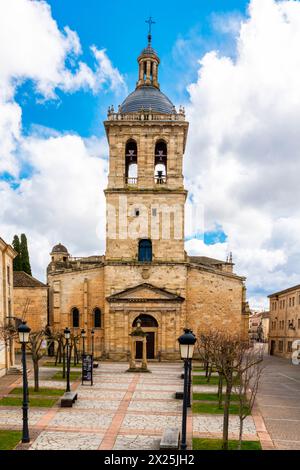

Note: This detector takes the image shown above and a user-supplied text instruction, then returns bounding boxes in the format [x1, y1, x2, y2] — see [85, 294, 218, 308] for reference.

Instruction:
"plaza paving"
[0, 361, 260, 450]
[256, 354, 300, 450]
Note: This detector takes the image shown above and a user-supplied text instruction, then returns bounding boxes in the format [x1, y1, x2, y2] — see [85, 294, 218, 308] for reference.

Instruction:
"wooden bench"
[60, 391, 78, 408]
[160, 428, 180, 450]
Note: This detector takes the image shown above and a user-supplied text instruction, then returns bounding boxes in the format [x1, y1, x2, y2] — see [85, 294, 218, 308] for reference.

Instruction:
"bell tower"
[104, 31, 189, 263]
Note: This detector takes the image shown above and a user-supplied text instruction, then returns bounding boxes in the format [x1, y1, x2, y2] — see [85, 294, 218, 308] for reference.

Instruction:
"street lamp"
[81, 329, 86, 356]
[178, 329, 197, 451]
[187, 330, 196, 408]
[91, 329, 95, 357]
[18, 321, 31, 443]
[64, 327, 71, 393]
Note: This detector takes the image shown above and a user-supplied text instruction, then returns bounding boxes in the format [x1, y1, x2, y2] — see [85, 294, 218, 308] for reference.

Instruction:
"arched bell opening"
[154, 140, 167, 184]
[125, 140, 138, 185]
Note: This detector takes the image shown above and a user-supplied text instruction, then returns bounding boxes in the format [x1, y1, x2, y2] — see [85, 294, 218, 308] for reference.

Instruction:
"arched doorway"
[132, 314, 158, 359]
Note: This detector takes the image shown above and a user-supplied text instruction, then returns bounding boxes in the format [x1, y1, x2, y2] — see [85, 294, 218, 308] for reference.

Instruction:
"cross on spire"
[146, 16, 156, 45]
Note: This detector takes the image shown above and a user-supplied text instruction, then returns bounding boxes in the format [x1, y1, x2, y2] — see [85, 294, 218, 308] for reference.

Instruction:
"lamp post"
[91, 329, 95, 357]
[178, 329, 197, 450]
[81, 329, 86, 356]
[18, 321, 31, 443]
[187, 330, 196, 408]
[64, 327, 71, 393]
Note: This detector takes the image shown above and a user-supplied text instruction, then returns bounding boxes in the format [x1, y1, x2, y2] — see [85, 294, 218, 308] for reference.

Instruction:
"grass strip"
[192, 401, 249, 415]
[9, 387, 64, 397]
[43, 362, 81, 368]
[192, 438, 261, 450]
[0, 396, 57, 408]
[192, 392, 240, 402]
[50, 371, 81, 381]
[0, 431, 22, 450]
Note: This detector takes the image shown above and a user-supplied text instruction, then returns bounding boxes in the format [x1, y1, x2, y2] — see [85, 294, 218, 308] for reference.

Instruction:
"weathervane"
[146, 16, 156, 45]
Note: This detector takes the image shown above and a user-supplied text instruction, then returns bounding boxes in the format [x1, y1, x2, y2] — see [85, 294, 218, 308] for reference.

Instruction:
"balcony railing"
[154, 175, 167, 184]
[125, 177, 138, 186]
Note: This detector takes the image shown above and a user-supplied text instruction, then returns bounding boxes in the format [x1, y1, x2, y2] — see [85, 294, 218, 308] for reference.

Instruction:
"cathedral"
[47, 34, 249, 360]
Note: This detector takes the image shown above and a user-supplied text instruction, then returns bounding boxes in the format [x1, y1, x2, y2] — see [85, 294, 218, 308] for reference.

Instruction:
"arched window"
[154, 140, 167, 184]
[138, 239, 152, 262]
[72, 308, 79, 328]
[125, 140, 138, 184]
[132, 315, 158, 327]
[94, 308, 101, 328]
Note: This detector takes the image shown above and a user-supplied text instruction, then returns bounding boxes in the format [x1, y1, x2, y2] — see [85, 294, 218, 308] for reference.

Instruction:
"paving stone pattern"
[0, 361, 262, 450]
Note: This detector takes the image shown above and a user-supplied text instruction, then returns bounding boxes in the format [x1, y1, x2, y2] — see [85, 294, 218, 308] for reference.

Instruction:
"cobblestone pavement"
[0, 360, 262, 450]
[256, 354, 300, 450]
[0, 362, 190, 450]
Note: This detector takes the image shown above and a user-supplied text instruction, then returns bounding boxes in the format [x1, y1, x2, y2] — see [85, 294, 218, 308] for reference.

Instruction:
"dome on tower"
[140, 45, 158, 57]
[51, 243, 68, 254]
[120, 86, 175, 114]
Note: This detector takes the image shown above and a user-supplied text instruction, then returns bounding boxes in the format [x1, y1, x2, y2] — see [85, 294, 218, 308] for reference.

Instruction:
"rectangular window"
[287, 341, 293, 353]
[279, 341, 283, 352]
[293, 297, 295, 307]
[7, 265, 10, 285]
[298, 318, 300, 329]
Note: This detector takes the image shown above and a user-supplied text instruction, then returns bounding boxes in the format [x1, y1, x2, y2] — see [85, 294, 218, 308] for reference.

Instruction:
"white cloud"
[0, 0, 126, 100]
[0, 0, 122, 279]
[0, 134, 108, 282]
[0, 0, 125, 174]
[185, 0, 300, 307]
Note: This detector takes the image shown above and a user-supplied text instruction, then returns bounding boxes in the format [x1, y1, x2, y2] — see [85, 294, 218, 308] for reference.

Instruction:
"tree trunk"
[205, 361, 209, 377]
[222, 380, 232, 450]
[74, 341, 78, 366]
[218, 374, 223, 408]
[207, 364, 213, 383]
[238, 417, 244, 450]
[33, 359, 39, 392]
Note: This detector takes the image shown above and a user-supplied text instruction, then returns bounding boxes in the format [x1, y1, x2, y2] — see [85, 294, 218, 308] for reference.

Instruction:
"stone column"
[142, 338, 147, 370]
[146, 61, 151, 84]
[130, 338, 136, 369]
[83, 278, 88, 329]
[152, 62, 158, 87]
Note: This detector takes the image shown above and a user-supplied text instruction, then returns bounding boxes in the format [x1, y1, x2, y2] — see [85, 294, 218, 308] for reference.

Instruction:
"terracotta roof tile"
[13, 271, 47, 288]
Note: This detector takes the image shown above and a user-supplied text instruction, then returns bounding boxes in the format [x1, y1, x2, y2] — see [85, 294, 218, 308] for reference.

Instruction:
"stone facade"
[47, 38, 249, 360]
[13, 271, 48, 350]
[0, 237, 16, 376]
[269, 285, 300, 358]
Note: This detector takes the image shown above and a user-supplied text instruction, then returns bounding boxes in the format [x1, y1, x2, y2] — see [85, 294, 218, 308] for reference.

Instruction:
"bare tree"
[197, 331, 217, 383]
[27, 328, 54, 391]
[197, 330, 251, 450]
[234, 345, 264, 449]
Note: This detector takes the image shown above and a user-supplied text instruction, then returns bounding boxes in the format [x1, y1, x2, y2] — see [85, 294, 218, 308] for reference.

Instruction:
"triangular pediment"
[107, 283, 184, 303]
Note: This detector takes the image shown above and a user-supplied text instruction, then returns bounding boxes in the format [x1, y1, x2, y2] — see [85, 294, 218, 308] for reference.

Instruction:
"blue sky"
[19, 0, 248, 138]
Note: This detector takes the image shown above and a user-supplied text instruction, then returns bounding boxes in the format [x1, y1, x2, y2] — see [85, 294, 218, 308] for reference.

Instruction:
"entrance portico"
[106, 283, 184, 360]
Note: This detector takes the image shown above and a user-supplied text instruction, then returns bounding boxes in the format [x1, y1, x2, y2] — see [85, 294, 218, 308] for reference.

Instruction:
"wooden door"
[135, 333, 155, 359]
